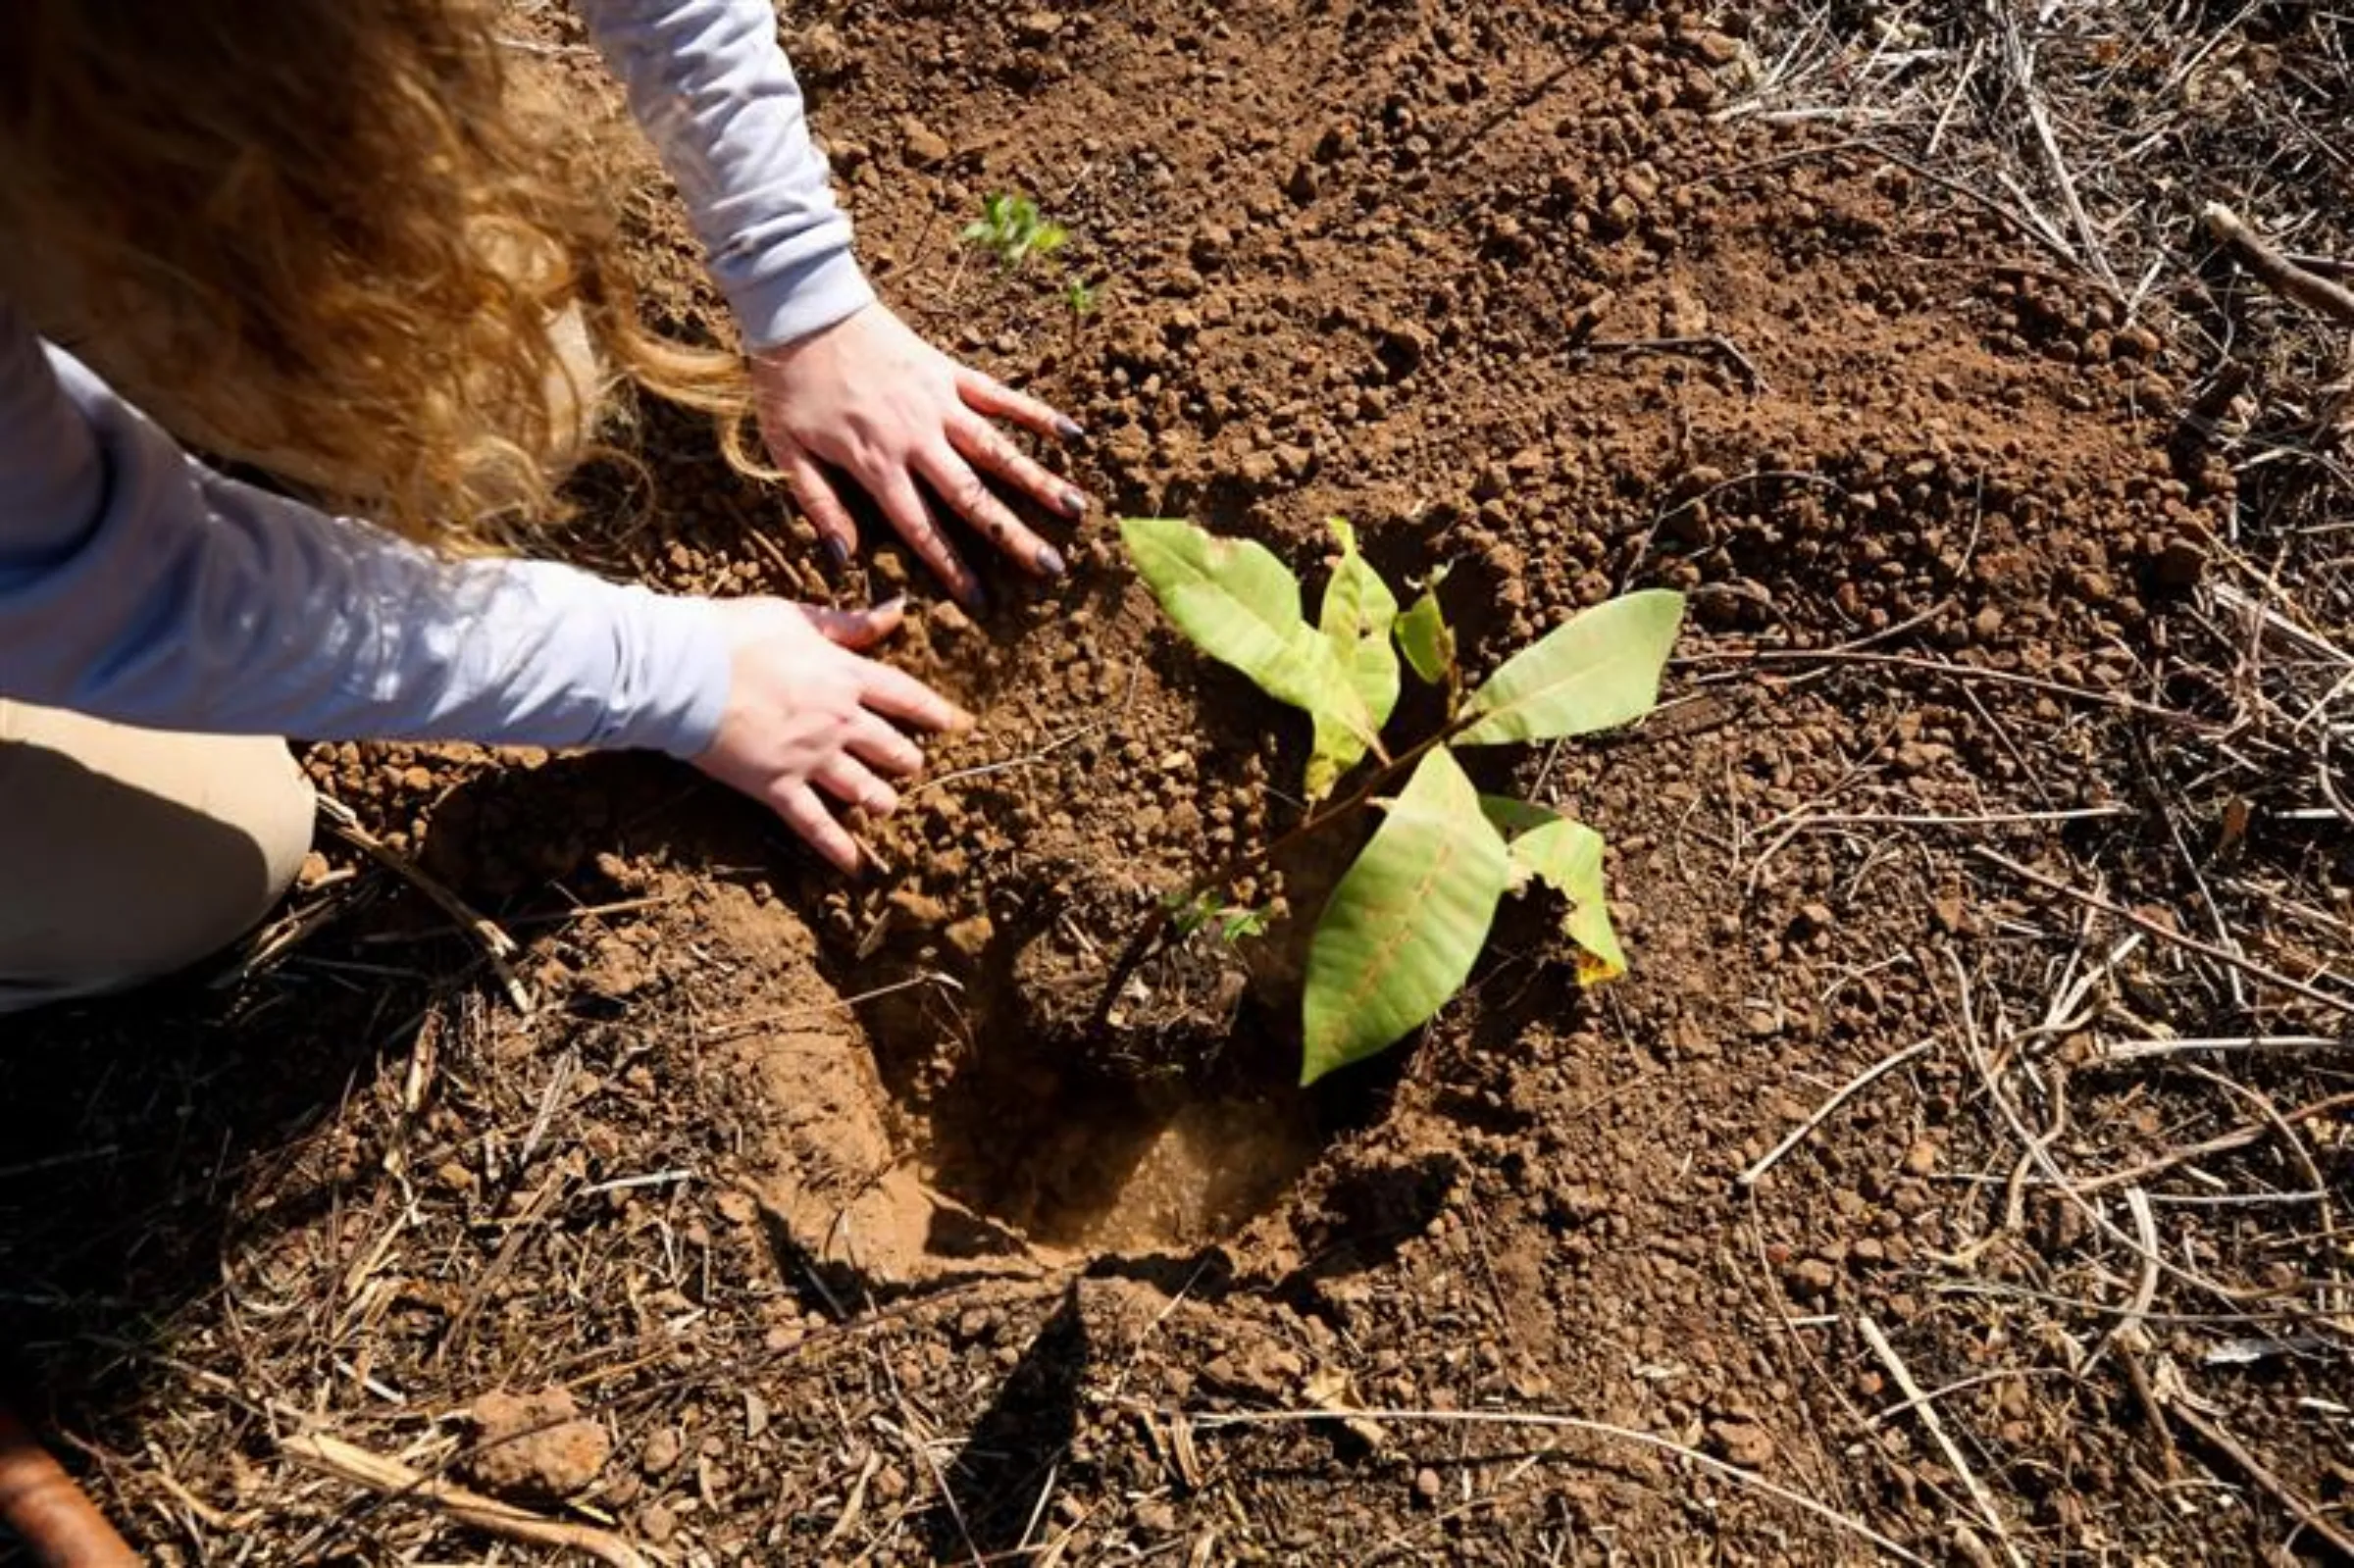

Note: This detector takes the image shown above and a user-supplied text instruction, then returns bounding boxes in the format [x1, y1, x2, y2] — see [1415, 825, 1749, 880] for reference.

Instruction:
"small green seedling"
[1164, 889, 1271, 943]
[1121, 517, 1685, 1086]
[961, 192, 1069, 271]
[1062, 278, 1103, 348]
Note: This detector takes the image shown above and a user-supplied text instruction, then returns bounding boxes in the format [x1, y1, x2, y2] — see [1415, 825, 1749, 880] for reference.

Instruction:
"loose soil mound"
[6, 2, 2349, 1563]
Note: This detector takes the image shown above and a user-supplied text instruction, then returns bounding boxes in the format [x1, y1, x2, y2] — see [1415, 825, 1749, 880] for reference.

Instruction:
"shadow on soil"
[0, 961, 409, 1423]
[926, 1284, 1091, 1560]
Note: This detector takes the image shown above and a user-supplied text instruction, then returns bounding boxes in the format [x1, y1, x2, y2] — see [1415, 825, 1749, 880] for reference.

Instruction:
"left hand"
[749, 302, 1090, 611]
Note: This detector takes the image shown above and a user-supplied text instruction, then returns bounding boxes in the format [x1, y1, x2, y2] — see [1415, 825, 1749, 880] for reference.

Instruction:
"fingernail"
[1061, 488, 1090, 518]
[876, 593, 908, 616]
[820, 535, 850, 571]
[1055, 417, 1085, 441]
[960, 579, 990, 613]
[1036, 543, 1067, 577]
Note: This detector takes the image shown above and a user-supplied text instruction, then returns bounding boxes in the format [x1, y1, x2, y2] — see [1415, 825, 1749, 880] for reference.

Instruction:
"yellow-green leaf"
[1122, 518, 1372, 735]
[1306, 520, 1401, 800]
[1395, 586, 1455, 686]
[1456, 590, 1685, 746]
[1302, 747, 1510, 1084]
[1479, 796, 1627, 986]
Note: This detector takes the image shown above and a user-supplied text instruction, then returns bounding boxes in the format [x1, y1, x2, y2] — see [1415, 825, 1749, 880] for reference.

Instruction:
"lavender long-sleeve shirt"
[0, 0, 873, 758]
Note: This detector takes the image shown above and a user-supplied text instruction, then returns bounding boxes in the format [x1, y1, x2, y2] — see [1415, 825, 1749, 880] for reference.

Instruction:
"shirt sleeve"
[577, 0, 876, 350]
[0, 301, 733, 758]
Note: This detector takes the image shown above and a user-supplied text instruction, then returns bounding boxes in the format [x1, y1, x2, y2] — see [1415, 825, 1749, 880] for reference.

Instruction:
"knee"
[226, 740, 318, 929]
[149, 736, 316, 972]
[0, 730, 317, 1008]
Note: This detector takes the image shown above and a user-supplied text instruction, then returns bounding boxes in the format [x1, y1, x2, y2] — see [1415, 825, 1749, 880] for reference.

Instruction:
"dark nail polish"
[1036, 544, 1067, 577]
[820, 535, 850, 571]
[1061, 488, 1090, 518]
[961, 579, 990, 613]
[1054, 417, 1085, 441]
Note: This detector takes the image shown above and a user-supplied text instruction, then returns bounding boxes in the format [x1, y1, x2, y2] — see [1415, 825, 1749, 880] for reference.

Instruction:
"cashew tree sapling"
[1120, 517, 1684, 1086]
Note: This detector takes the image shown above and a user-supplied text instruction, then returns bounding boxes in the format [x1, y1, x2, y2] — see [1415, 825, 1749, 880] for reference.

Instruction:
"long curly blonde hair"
[0, 0, 748, 540]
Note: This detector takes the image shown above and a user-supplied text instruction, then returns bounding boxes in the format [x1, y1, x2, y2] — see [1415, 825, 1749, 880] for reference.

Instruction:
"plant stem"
[1257, 729, 1451, 868]
[1087, 723, 1463, 1032]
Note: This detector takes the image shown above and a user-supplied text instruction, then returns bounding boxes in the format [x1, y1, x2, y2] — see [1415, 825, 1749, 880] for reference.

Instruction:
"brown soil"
[7, 2, 2351, 1564]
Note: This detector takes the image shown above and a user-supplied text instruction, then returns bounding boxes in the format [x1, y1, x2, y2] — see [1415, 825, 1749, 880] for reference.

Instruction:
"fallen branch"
[2202, 204, 2354, 330]
[281, 1432, 648, 1568]
[0, 1403, 138, 1567]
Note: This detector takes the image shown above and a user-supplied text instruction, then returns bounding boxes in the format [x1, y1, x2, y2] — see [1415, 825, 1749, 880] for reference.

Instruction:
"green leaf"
[1476, 793, 1557, 852]
[1121, 517, 1373, 738]
[1479, 796, 1628, 986]
[1302, 747, 1510, 1085]
[1456, 589, 1685, 747]
[1394, 585, 1456, 688]
[1306, 520, 1402, 800]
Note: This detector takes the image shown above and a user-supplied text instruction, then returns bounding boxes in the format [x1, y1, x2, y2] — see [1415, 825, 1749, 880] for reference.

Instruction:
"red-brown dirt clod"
[466, 1388, 611, 1501]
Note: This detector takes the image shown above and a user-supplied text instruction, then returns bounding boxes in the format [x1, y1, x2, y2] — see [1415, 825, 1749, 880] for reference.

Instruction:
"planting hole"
[849, 906, 1354, 1253]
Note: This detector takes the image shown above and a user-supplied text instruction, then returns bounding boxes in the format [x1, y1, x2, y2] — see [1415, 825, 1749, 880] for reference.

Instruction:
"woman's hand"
[749, 303, 1089, 611]
[692, 596, 968, 872]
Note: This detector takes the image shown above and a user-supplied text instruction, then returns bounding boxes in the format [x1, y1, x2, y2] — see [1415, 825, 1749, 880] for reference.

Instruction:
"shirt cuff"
[603, 585, 736, 758]
[723, 243, 878, 352]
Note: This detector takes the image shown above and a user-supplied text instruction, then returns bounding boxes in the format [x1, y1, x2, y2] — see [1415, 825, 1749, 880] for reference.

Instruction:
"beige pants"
[0, 702, 315, 1014]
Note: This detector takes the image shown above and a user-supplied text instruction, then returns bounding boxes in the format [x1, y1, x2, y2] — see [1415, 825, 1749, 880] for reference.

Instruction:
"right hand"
[691, 597, 968, 872]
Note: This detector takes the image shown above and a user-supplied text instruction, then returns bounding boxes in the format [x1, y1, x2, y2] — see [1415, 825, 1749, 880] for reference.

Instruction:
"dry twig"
[317, 794, 535, 1012]
[2081, 1189, 2160, 1374]
[1737, 1037, 1939, 1188]
[1166, 1403, 1927, 1564]
[1579, 334, 1770, 391]
[2160, 1399, 2354, 1559]
[1856, 1317, 2025, 1568]
[280, 1431, 649, 1567]
[2090, 1033, 2343, 1065]
[2204, 203, 2354, 330]
[1973, 846, 2354, 1018]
